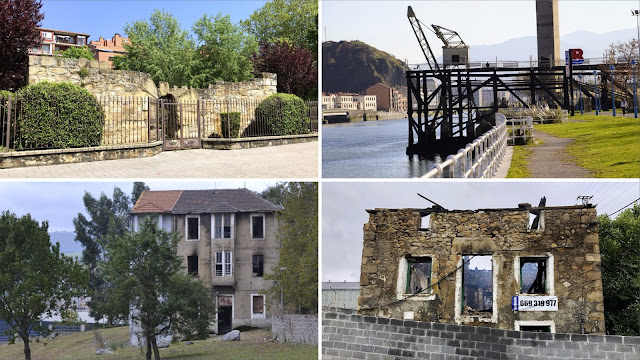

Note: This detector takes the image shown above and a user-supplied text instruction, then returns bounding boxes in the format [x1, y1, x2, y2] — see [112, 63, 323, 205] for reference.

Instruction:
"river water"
[322, 118, 446, 178]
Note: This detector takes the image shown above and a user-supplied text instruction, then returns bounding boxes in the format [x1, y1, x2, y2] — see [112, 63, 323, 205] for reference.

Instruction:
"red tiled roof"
[131, 190, 182, 214]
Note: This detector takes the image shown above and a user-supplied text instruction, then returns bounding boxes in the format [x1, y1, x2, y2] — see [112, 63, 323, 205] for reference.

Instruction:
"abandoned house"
[130, 188, 281, 334]
[358, 201, 605, 334]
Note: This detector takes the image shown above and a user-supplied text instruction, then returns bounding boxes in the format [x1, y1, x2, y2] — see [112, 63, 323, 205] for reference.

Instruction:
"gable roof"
[131, 190, 182, 214]
[131, 189, 280, 215]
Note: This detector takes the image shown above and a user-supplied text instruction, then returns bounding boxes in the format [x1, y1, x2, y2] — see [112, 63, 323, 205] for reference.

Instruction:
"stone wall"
[359, 204, 605, 334]
[322, 309, 640, 360]
[272, 314, 318, 345]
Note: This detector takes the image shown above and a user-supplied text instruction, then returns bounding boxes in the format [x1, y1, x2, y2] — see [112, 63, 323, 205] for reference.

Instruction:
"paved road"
[528, 130, 592, 178]
[0, 142, 318, 178]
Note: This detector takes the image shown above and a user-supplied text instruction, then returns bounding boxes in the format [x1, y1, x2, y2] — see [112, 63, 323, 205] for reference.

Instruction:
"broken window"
[214, 214, 232, 239]
[462, 255, 493, 315]
[187, 215, 199, 240]
[252, 214, 264, 239]
[187, 255, 198, 276]
[420, 215, 431, 230]
[520, 325, 551, 333]
[405, 257, 431, 294]
[252, 295, 265, 316]
[253, 255, 264, 277]
[520, 257, 547, 294]
[215, 251, 232, 276]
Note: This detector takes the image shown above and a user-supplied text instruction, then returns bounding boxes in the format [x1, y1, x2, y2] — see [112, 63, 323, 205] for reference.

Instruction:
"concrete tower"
[536, 0, 560, 66]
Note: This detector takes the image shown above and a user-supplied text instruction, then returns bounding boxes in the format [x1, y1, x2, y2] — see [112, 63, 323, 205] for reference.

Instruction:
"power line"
[598, 183, 639, 210]
[608, 197, 640, 217]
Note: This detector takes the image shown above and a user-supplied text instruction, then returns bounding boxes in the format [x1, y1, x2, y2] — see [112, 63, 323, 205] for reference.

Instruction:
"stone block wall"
[322, 310, 640, 360]
[272, 314, 318, 345]
[359, 205, 604, 334]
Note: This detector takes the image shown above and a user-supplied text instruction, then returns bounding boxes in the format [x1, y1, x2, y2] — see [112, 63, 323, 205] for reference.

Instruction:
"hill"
[322, 40, 407, 93]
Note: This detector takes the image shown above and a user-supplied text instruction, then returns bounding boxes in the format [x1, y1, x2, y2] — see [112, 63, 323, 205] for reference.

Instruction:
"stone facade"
[322, 309, 640, 360]
[358, 203, 605, 334]
[272, 314, 318, 345]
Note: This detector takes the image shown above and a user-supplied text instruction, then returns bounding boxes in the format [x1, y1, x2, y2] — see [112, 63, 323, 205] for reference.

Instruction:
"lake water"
[322, 118, 446, 178]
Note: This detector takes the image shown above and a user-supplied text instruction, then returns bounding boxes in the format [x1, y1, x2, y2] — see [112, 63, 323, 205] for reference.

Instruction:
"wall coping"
[0, 141, 163, 158]
[203, 133, 318, 144]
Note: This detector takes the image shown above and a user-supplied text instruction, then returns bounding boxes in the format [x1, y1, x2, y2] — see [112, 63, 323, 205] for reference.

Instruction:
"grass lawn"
[535, 114, 640, 178]
[0, 326, 317, 360]
[506, 144, 534, 178]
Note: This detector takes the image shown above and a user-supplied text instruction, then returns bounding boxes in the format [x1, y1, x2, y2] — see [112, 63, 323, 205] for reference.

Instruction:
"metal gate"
[160, 100, 201, 150]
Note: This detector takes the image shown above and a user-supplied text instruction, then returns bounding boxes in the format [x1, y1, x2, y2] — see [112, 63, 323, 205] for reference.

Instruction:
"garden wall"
[322, 309, 640, 360]
[272, 314, 318, 345]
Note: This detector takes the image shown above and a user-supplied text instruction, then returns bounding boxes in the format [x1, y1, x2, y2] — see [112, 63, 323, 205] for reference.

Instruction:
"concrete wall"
[358, 205, 605, 334]
[322, 309, 640, 360]
[272, 314, 318, 345]
[536, 0, 560, 65]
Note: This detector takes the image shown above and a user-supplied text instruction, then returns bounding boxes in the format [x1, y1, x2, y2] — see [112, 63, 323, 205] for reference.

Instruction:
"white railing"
[421, 113, 508, 178]
[507, 116, 534, 145]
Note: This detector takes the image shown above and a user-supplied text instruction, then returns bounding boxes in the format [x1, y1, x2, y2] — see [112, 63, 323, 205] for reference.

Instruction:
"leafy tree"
[192, 13, 258, 85]
[261, 183, 287, 207]
[0, 211, 88, 360]
[599, 204, 640, 336]
[131, 181, 150, 206]
[73, 187, 131, 323]
[113, 10, 198, 88]
[104, 218, 215, 360]
[58, 45, 95, 60]
[243, 0, 318, 54]
[0, 0, 43, 91]
[264, 182, 318, 314]
[253, 40, 317, 99]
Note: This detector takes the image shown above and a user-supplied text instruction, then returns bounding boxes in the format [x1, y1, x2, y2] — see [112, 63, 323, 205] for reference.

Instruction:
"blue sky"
[40, 1, 267, 38]
[323, 0, 640, 64]
[0, 180, 277, 233]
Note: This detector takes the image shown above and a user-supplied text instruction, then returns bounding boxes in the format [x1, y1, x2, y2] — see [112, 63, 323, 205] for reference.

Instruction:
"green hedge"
[15, 82, 105, 150]
[220, 112, 241, 138]
[254, 93, 309, 135]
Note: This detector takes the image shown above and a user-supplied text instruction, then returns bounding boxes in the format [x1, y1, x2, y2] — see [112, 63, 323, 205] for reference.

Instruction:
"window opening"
[405, 257, 431, 294]
[420, 215, 431, 230]
[253, 255, 264, 277]
[252, 215, 264, 239]
[215, 251, 232, 276]
[520, 325, 551, 333]
[528, 210, 543, 230]
[214, 214, 232, 239]
[187, 255, 198, 276]
[187, 216, 199, 240]
[462, 255, 493, 315]
[252, 295, 265, 315]
[520, 257, 547, 294]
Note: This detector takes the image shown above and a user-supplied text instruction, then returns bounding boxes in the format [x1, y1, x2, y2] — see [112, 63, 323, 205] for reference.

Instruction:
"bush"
[253, 93, 309, 136]
[220, 112, 241, 138]
[59, 45, 95, 60]
[15, 81, 105, 149]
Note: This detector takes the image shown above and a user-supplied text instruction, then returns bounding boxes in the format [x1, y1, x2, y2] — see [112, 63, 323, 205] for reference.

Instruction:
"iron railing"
[421, 113, 508, 178]
[506, 116, 534, 145]
[0, 95, 317, 152]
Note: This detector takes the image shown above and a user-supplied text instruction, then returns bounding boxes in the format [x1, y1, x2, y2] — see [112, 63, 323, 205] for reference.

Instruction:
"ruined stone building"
[358, 202, 605, 334]
[130, 188, 281, 334]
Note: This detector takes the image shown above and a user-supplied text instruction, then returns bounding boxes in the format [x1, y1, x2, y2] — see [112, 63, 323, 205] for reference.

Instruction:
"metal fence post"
[5, 97, 11, 151]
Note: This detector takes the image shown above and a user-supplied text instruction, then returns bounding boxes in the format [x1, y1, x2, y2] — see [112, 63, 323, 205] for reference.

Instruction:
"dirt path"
[528, 129, 593, 178]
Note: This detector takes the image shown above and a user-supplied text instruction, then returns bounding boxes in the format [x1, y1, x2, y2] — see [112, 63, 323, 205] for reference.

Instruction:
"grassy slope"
[0, 327, 316, 360]
[535, 115, 640, 178]
[506, 145, 533, 178]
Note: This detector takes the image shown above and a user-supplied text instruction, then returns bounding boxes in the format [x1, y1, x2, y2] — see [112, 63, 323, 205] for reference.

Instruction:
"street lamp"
[610, 64, 616, 116]
[632, 10, 640, 63]
[633, 60, 638, 118]
[578, 74, 584, 115]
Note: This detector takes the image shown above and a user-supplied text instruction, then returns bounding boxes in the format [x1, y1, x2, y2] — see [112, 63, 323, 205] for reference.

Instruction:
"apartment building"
[88, 33, 130, 66]
[322, 93, 377, 111]
[29, 27, 89, 56]
[130, 188, 281, 334]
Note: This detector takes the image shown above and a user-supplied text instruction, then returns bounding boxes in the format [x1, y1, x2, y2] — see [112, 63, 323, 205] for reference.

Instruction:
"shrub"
[253, 93, 309, 136]
[79, 67, 89, 79]
[59, 45, 95, 60]
[220, 112, 241, 138]
[15, 81, 105, 149]
[0, 90, 12, 99]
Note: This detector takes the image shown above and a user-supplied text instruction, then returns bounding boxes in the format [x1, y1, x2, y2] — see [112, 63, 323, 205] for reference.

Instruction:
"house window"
[213, 214, 232, 239]
[251, 214, 264, 239]
[251, 294, 265, 318]
[215, 251, 232, 276]
[406, 257, 431, 294]
[41, 31, 52, 41]
[41, 44, 50, 53]
[187, 255, 198, 276]
[252, 255, 264, 277]
[186, 215, 199, 241]
[520, 257, 547, 294]
[462, 255, 493, 314]
[77, 36, 86, 46]
[528, 210, 544, 230]
[521, 325, 551, 333]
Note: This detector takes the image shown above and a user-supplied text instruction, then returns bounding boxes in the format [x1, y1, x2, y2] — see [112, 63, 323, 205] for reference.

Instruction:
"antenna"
[577, 195, 593, 206]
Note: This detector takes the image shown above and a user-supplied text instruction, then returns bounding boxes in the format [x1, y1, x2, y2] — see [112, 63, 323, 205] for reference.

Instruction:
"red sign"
[218, 296, 232, 306]
[571, 49, 584, 60]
